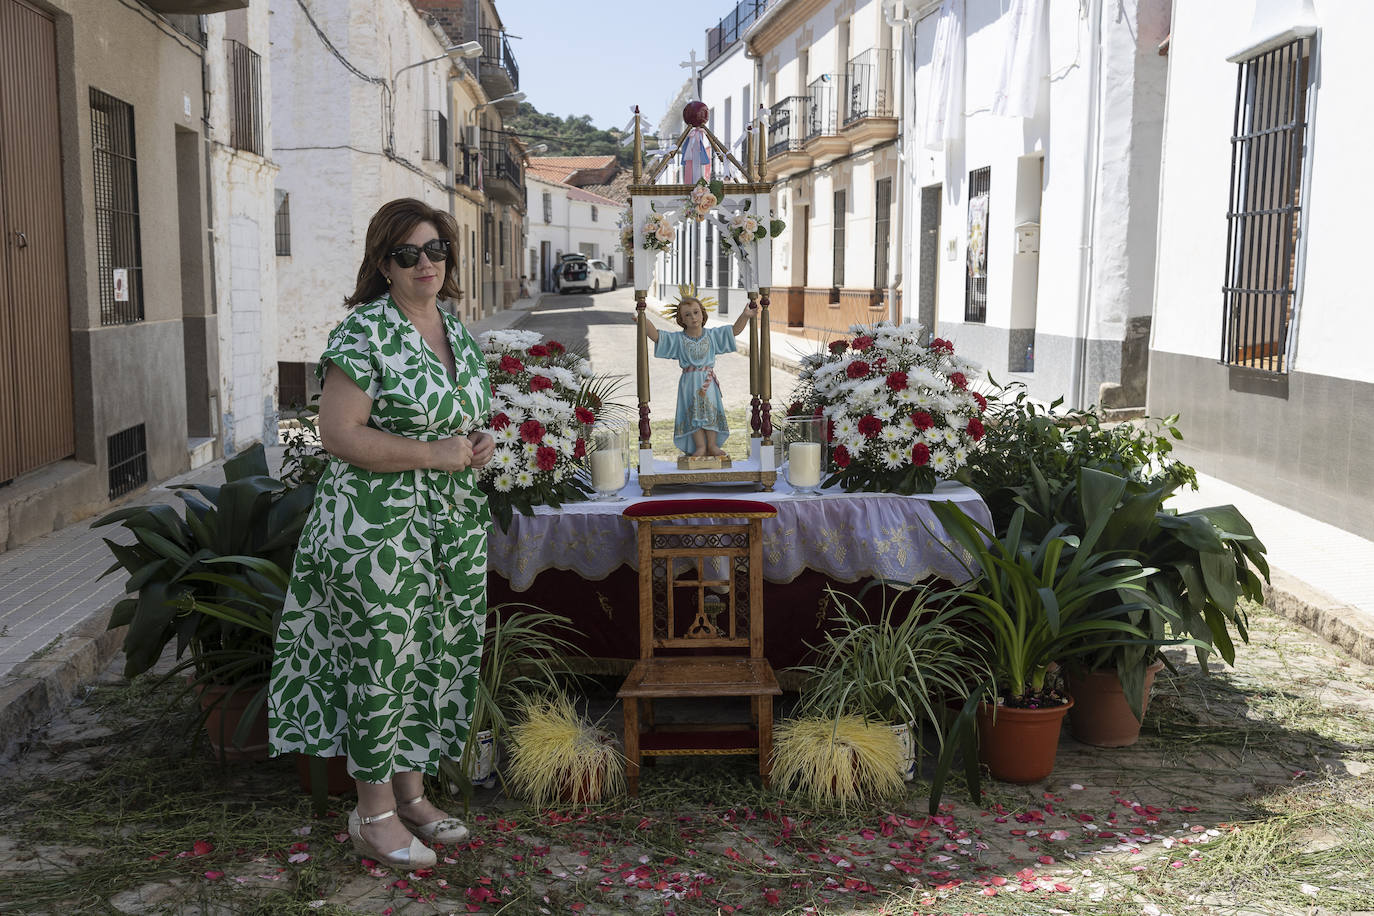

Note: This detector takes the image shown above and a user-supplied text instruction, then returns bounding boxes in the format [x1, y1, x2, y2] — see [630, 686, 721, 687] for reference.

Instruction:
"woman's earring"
[381, 271, 392, 287]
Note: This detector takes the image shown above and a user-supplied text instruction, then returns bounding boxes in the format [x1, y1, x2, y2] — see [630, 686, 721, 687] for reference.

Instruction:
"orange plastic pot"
[975, 698, 1073, 784]
[1067, 659, 1166, 747]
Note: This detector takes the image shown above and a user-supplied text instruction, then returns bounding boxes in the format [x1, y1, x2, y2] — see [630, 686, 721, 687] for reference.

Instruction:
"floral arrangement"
[617, 209, 634, 253]
[475, 329, 605, 531]
[788, 321, 986, 495]
[641, 210, 674, 252]
[686, 178, 721, 221]
[720, 204, 785, 257]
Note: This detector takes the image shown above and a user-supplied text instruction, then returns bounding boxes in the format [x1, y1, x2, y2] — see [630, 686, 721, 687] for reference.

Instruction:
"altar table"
[486, 475, 992, 669]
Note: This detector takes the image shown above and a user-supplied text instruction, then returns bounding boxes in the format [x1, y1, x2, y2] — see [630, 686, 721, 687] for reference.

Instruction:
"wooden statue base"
[637, 456, 776, 496]
[677, 455, 733, 470]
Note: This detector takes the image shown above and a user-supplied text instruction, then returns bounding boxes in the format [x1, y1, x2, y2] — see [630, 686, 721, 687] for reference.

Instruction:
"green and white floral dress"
[268, 296, 491, 783]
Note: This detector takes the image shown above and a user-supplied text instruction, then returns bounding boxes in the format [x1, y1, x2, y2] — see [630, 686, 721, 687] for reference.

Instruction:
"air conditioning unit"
[464, 125, 480, 148]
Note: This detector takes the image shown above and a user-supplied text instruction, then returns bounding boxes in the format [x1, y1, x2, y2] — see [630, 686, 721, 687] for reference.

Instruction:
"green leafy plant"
[791, 584, 990, 757]
[93, 444, 312, 754]
[964, 378, 1195, 532]
[279, 401, 327, 490]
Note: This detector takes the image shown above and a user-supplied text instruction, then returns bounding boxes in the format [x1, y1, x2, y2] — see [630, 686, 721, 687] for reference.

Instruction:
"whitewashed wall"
[206, 4, 280, 453]
[271, 0, 453, 367]
[525, 176, 623, 283]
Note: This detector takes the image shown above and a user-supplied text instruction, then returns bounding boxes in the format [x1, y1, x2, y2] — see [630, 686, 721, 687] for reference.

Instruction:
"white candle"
[590, 450, 624, 492]
[788, 442, 821, 488]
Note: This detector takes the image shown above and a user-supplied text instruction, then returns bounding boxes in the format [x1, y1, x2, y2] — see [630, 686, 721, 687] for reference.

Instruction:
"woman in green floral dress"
[268, 199, 495, 869]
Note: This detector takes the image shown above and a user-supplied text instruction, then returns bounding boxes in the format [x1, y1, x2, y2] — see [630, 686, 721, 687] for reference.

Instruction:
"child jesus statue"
[644, 295, 758, 458]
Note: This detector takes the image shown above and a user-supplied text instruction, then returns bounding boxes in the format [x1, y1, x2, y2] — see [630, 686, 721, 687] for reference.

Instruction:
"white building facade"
[898, 0, 1169, 410]
[1148, 0, 1374, 539]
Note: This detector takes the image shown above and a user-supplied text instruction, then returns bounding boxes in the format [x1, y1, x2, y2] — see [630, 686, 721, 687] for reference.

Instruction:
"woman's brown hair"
[344, 198, 465, 307]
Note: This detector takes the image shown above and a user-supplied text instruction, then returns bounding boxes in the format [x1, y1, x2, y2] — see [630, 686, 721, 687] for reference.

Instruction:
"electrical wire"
[111, 0, 205, 57]
[293, 0, 387, 87]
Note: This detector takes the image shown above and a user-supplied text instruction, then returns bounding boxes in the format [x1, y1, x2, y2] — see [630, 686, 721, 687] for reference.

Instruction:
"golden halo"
[660, 284, 718, 322]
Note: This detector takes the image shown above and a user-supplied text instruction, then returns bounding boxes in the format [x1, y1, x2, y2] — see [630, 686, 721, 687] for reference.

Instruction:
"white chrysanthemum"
[881, 447, 906, 470]
[496, 383, 522, 402]
[492, 473, 515, 492]
[875, 403, 897, 422]
[494, 425, 520, 445]
[879, 424, 904, 443]
[898, 414, 917, 434]
[557, 435, 577, 457]
[942, 426, 961, 446]
[515, 469, 534, 488]
[922, 427, 945, 445]
[912, 390, 937, 409]
[832, 416, 858, 439]
[522, 442, 539, 460]
[931, 450, 954, 475]
[895, 388, 916, 405]
[492, 448, 518, 470]
[952, 444, 970, 466]
[840, 434, 867, 456]
[547, 366, 578, 388]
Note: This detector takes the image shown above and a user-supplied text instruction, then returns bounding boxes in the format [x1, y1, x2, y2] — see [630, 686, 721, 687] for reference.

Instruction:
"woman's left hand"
[468, 430, 496, 469]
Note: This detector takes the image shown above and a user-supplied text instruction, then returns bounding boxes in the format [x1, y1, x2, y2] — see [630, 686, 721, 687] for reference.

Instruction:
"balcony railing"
[479, 27, 519, 90]
[163, 14, 206, 45]
[225, 39, 263, 155]
[805, 75, 839, 140]
[423, 109, 449, 165]
[768, 96, 807, 156]
[481, 139, 524, 190]
[845, 48, 897, 125]
[707, 0, 777, 62]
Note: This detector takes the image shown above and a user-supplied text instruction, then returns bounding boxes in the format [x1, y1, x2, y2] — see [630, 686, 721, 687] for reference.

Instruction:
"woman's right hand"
[428, 435, 475, 471]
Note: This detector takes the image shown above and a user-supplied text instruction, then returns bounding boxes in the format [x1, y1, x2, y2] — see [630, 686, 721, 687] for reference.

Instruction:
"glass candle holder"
[586, 422, 631, 499]
[783, 415, 827, 495]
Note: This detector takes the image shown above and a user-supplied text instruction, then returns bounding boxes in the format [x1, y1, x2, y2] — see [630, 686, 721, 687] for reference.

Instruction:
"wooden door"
[0, 0, 73, 483]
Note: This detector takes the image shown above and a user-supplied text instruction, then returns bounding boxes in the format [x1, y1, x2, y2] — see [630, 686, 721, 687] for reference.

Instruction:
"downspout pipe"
[883, 1, 915, 323]
[1072, 0, 1106, 410]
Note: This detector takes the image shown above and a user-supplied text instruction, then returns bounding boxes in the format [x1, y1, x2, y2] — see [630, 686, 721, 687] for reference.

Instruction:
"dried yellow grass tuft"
[771, 715, 906, 811]
[505, 694, 625, 807]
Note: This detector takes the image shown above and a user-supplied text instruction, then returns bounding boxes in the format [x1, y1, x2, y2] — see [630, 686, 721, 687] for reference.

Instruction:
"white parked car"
[557, 256, 617, 294]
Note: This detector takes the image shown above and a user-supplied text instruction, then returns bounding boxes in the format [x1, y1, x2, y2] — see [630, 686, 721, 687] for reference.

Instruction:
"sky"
[497, 0, 724, 131]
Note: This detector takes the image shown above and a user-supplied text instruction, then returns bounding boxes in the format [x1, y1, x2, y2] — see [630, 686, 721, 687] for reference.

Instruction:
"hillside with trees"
[505, 102, 631, 164]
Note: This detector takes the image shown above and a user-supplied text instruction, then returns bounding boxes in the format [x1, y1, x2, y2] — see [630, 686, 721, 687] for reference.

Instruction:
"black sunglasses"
[388, 239, 450, 268]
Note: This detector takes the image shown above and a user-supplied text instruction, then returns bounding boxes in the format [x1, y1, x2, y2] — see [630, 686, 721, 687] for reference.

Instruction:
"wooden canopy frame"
[626, 104, 778, 493]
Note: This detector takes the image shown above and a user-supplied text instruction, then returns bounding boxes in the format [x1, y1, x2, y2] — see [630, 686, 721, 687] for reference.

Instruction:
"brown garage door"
[0, 0, 74, 483]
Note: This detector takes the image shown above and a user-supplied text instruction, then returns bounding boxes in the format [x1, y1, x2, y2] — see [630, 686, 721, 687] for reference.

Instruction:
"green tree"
[505, 102, 631, 165]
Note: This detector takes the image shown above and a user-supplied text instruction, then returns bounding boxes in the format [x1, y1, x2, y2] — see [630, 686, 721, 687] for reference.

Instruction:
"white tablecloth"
[488, 475, 990, 591]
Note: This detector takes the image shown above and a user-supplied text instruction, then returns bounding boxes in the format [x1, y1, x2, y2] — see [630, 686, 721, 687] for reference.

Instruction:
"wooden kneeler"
[617, 499, 782, 795]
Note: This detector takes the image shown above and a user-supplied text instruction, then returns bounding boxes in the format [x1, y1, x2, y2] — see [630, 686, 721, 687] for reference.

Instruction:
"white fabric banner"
[992, 0, 1049, 118]
[922, 0, 966, 150]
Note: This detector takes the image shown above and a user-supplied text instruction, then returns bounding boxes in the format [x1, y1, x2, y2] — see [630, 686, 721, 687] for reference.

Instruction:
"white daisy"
[494, 425, 520, 445]
[880, 424, 904, 443]
[492, 473, 514, 492]
[882, 446, 906, 469]
[875, 403, 897, 422]
[931, 449, 954, 475]
[515, 469, 535, 487]
[942, 426, 961, 446]
[832, 416, 858, 439]
[913, 390, 937, 409]
[492, 448, 517, 470]
[952, 444, 970, 466]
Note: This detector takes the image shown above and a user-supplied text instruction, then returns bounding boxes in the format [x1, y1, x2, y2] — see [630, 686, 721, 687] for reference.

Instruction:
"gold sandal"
[397, 794, 470, 844]
[348, 807, 437, 867]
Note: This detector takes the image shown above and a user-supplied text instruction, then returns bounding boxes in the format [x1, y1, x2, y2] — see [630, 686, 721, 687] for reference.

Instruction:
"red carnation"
[575, 406, 595, 425]
[528, 344, 549, 358]
[833, 444, 851, 468]
[930, 337, 954, 353]
[846, 360, 871, 379]
[967, 417, 985, 441]
[886, 371, 908, 391]
[535, 446, 557, 471]
[912, 442, 930, 466]
[972, 391, 988, 413]
[789, 401, 803, 416]
[573, 437, 586, 458]
[519, 419, 545, 444]
[852, 335, 874, 350]
[529, 375, 553, 392]
[858, 414, 883, 438]
[911, 411, 934, 431]
[499, 354, 524, 374]
[546, 340, 566, 354]
[828, 340, 848, 355]
[490, 412, 511, 430]
[950, 372, 968, 390]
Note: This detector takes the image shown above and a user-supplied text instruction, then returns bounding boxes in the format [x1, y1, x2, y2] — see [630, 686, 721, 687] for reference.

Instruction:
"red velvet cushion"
[623, 499, 777, 520]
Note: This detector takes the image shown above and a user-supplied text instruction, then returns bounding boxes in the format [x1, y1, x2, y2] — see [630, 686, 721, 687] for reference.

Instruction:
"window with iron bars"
[591, 205, 598, 222]
[874, 178, 892, 289]
[107, 423, 148, 499]
[1222, 37, 1311, 374]
[423, 110, 448, 165]
[542, 191, 552, 224]
[965, 167, 990, 323]
[225, 40, 263, 155]
[91, 88, 144, 326]
[275, 191, 291, 256]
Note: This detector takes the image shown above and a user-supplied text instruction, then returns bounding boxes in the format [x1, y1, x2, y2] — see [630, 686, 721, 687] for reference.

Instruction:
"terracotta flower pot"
[1067, 659, 1166, 747]
[198, 683, 270, 762]
[975, 698, 1073, 784]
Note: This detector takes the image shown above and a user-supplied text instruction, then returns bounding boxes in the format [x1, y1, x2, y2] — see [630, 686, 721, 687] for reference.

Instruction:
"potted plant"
[791, 583, 990, 781]
[93, 443, 313, 762]
[439, 604, 583, 795]
[1010, 466, 1268, 745]
[927, 478, 1172, 790]
[504, 693, 625, 806]
[770, 715, 906, 811]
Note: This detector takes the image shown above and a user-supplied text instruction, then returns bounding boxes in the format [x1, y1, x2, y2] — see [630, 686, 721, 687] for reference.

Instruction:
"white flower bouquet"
[476, 329, 614, 531]
[788, 322, 987, 495]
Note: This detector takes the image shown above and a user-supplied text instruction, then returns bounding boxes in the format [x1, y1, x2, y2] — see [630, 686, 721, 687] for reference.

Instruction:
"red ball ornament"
[683, 100, 709, 127]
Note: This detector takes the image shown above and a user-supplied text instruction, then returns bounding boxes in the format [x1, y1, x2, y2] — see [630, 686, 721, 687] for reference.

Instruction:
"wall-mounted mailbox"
[1015, 222, 1040, 255]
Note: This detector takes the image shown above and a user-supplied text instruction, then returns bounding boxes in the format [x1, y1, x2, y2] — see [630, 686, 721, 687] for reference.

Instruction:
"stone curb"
[0, 606, 124, 761]
[1264, 567, 1374, 666]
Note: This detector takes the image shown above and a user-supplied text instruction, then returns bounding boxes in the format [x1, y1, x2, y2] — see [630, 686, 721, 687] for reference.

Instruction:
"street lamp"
[388, 42, 484, 152]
